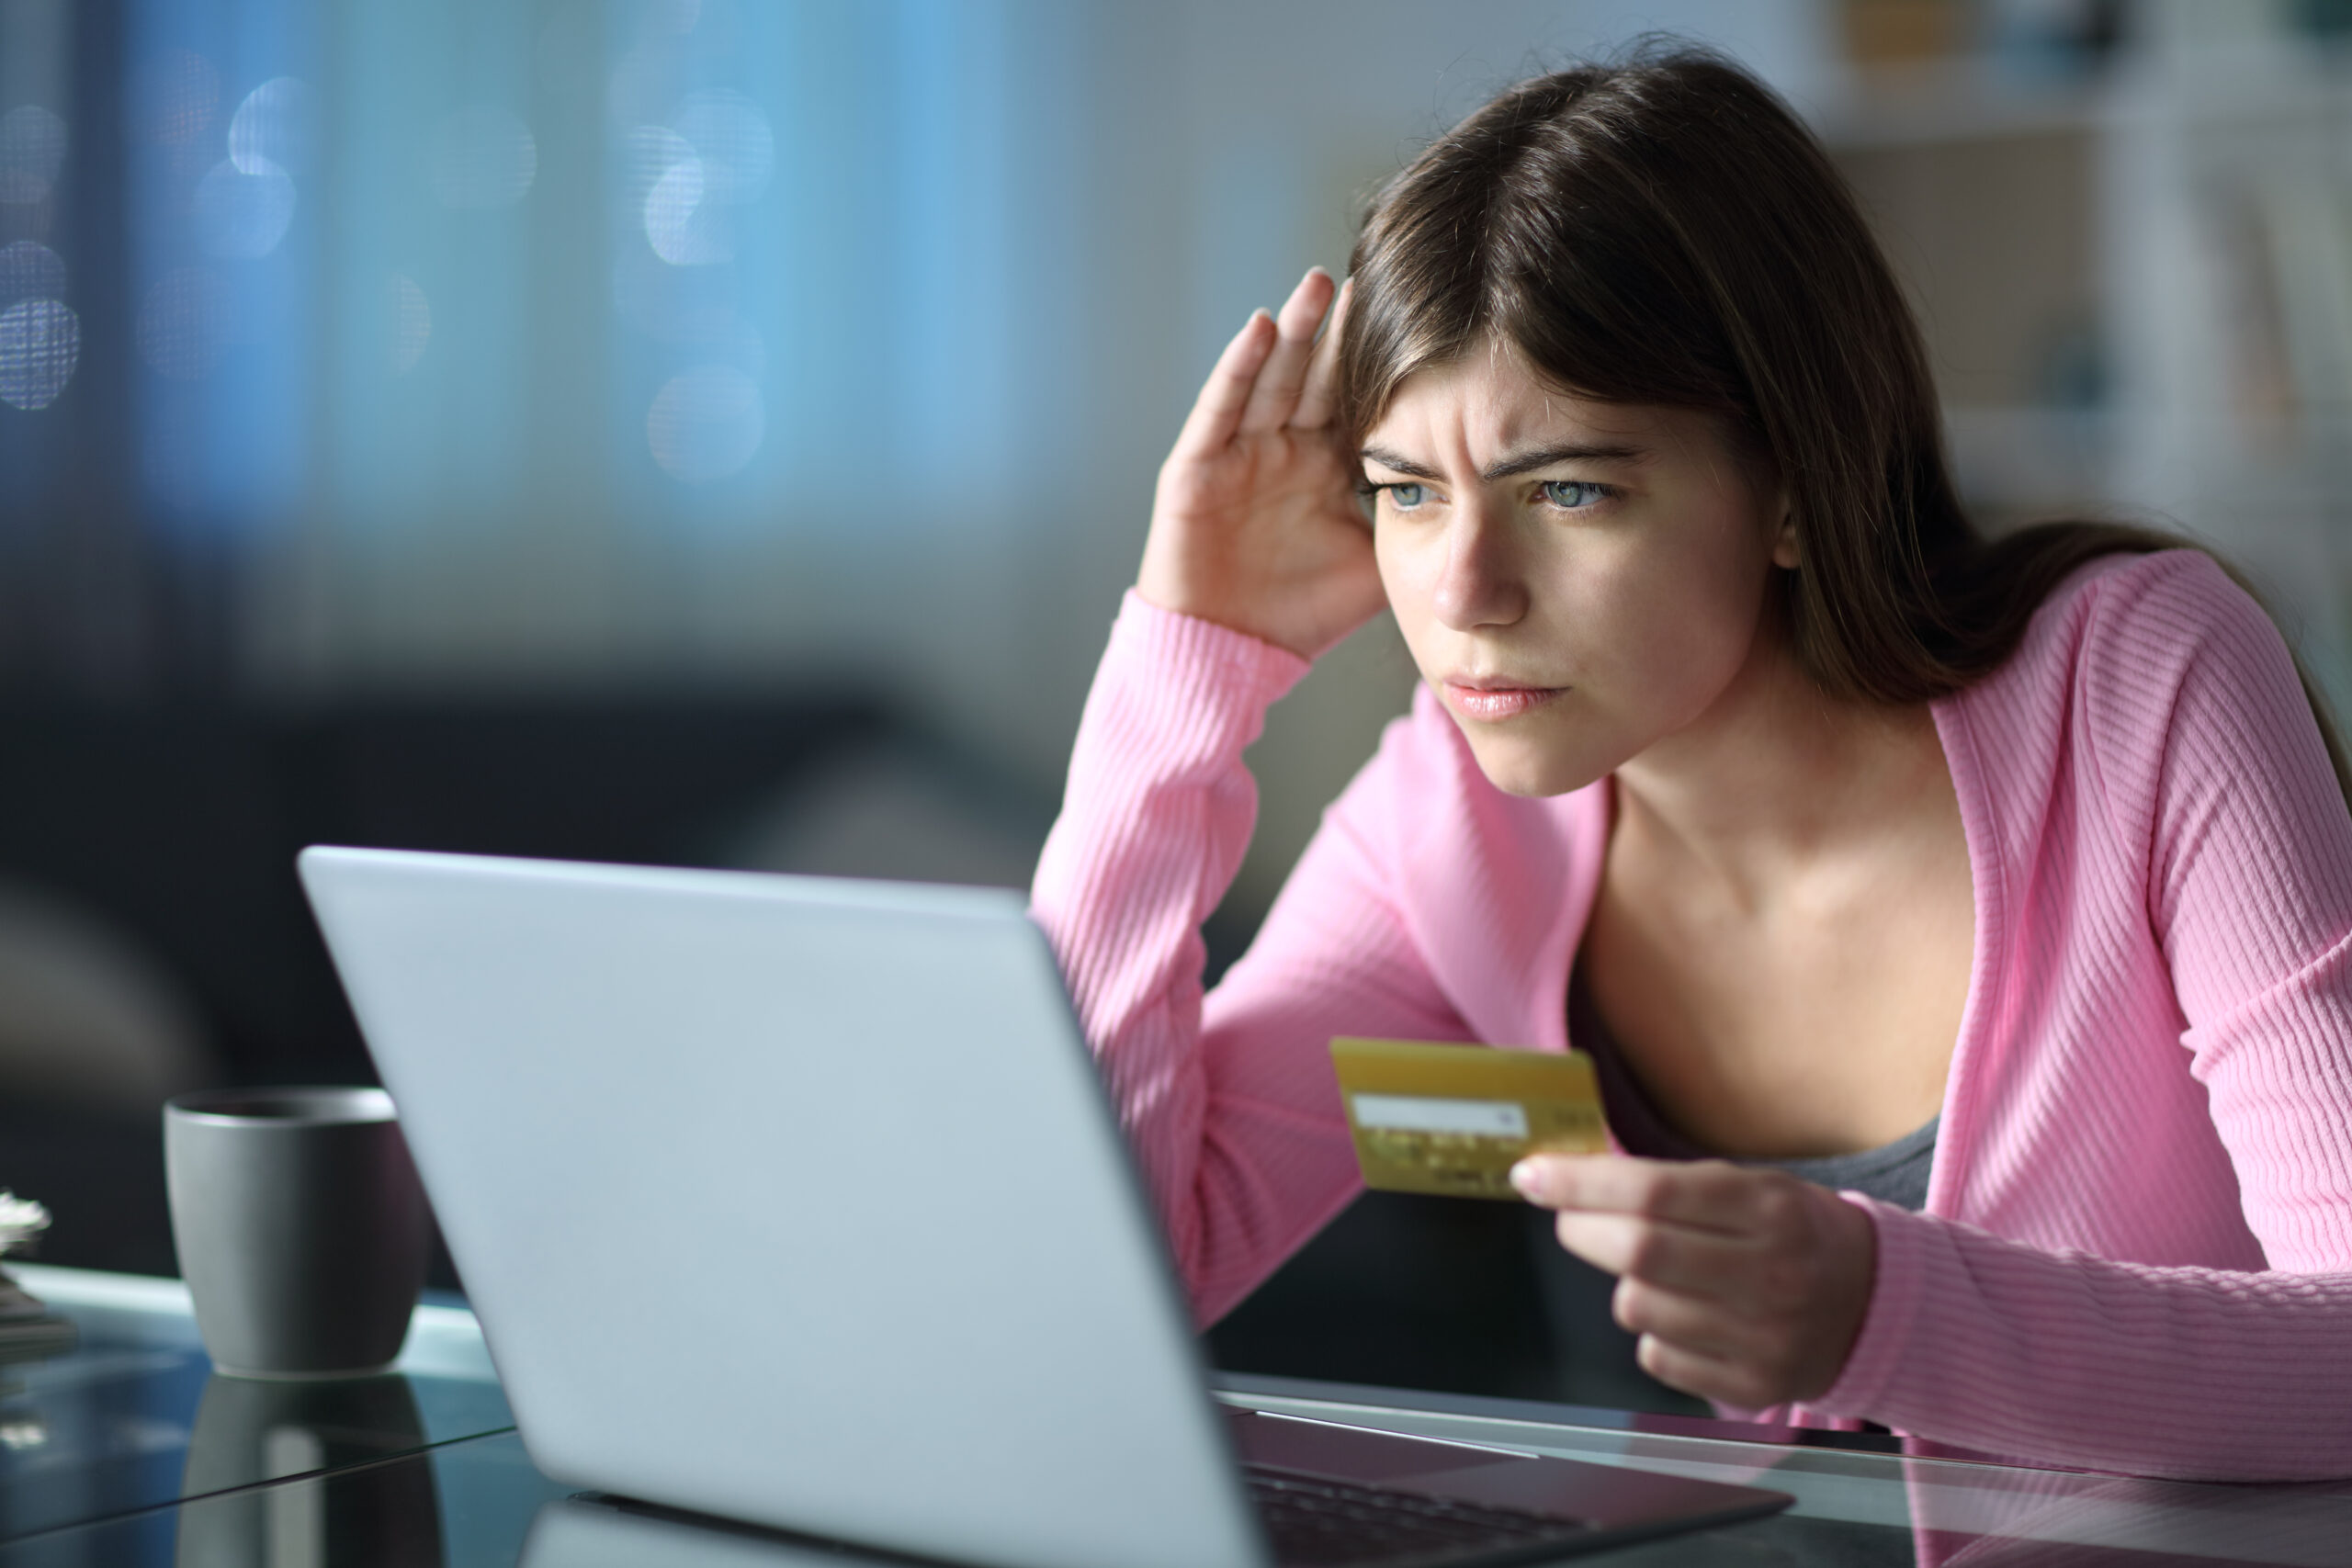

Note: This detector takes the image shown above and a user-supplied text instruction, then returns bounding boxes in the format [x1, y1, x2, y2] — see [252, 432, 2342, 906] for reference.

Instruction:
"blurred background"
[2, 0, 2345, 1410]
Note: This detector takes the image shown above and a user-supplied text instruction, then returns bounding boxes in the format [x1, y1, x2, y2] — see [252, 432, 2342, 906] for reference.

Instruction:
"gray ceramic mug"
[164, 1088, 430, 1379]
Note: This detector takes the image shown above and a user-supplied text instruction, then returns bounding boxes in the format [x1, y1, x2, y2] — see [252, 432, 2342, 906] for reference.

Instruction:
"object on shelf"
[1839, 0, 1973, 69]
[0, 1190, 50, 1258]
[1988, 0, 2128, 82]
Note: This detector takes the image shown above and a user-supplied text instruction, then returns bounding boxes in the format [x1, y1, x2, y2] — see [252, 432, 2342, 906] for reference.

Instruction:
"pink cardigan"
[1030, 550, 2352, 1481]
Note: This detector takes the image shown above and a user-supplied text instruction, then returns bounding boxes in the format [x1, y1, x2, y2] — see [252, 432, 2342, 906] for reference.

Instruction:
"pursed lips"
[1442, 676, 1565, 721]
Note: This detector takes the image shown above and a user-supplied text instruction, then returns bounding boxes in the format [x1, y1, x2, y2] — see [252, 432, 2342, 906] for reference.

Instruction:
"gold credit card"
[1330, 1037, 1606, 1200]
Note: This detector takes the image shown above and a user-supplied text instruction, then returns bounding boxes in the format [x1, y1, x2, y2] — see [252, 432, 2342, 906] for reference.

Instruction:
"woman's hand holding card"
[1510, 1155, 1879, 1411]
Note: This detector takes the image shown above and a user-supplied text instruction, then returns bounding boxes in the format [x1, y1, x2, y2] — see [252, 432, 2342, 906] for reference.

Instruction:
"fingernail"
[1510, 1160, 1541, 1197]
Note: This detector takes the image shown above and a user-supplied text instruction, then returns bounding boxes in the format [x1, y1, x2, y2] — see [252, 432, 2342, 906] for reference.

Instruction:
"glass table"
[5, 1264, 2349, 1566]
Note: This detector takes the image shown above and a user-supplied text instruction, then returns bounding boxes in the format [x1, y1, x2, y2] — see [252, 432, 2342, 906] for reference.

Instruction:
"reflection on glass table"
[18, 1425, 2352, 1568]
[0, 1430, 567, 1568]
[6, 1266, 2352, 1566]
[0, 1265, 512, 1542]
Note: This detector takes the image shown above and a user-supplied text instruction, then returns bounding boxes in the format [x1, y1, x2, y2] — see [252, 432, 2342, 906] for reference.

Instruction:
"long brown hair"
[1337, 46, 2352, 797]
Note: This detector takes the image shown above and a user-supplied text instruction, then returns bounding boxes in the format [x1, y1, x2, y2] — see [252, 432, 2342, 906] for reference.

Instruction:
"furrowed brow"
[1358, 446, 1441, 479]
[1358, 443, 1648, 481]
[1481, 444, 1647, 481]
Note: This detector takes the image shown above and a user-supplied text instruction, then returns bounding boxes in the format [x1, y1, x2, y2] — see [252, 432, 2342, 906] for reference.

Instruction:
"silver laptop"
[299, 846, 1788, 1568]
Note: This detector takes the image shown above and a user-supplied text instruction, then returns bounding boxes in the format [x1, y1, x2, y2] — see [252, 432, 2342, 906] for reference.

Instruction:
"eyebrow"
[1358, 442, 1649, 481]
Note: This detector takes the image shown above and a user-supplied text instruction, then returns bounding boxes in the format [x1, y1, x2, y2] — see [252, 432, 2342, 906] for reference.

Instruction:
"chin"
[1459, 733, 1607, 799]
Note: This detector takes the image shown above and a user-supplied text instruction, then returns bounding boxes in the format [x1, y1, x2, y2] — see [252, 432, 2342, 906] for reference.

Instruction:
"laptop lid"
[299, 846, 1265, 1568]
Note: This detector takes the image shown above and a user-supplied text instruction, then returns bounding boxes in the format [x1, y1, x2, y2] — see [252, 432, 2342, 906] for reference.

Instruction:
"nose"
[1431, 495, 1528, 631]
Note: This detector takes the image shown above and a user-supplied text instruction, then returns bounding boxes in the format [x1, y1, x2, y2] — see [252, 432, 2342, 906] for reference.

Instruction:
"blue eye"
[1386, 482, 1427, 510]
[1541, 480, 1610, 510]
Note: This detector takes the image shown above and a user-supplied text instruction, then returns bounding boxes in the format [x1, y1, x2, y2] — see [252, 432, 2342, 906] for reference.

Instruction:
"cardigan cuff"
[1110, 590, 1313, 703]
[1080, 592, 1313, 778]
[1813, 1194, 1928, 1421]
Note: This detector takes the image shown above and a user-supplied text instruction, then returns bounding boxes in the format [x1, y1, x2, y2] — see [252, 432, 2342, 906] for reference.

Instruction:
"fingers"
[1621, 1280, 1824, 1410]
[1634, 1335, 1765, 1409]
[1513, 1154, 1779, 1235]
[1169, 269, 1343, 460]
[1170, 309, 1278, 461]
[1237, 269, 1337, 436]
[1551, 1209, 1770, 1305]
[1290, 277, 1352, 432]
[1614, 1276, 1758, 1363]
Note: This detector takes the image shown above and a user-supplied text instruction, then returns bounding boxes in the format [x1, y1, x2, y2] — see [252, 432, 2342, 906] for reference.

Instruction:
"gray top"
[1568, 965, 1938, 1212]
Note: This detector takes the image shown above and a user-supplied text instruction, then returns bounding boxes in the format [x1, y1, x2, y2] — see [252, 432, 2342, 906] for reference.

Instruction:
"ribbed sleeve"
[1030, 593, 1473, 1324]
[1826, 1201, 2352, 1480]
[1814, 551, 2352, 1479]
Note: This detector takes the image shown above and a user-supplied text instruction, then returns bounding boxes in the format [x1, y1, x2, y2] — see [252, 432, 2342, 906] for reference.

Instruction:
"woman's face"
[1364, 345, 1795, 798]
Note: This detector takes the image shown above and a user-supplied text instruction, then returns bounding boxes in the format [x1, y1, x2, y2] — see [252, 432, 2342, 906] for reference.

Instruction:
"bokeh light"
[0, 297, 80, 410]
[228, 77, 318, 176]
[671, 89, 771, 205]
[137, 267, 228, 381]
[625, 123, 692, 189]
[644, 152, 716, 265]
[192, 156, 297, 259]
[431, 107, 537, 210]
[390, 274, 430, 374]
[0, 241, 66, 309]
[647, 364, 763, 482]
[635, 125, 729, 266]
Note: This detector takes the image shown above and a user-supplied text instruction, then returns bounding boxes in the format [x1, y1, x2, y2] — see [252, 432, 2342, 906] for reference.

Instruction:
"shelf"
[1814, 58, 2112, 152]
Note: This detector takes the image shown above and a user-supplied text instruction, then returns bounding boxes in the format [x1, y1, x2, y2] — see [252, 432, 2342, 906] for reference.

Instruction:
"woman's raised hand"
[1136, 268, 1386, 660]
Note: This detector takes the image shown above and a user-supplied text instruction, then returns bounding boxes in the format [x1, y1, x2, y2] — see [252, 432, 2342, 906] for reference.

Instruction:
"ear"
[1770, 494, 1799, 570]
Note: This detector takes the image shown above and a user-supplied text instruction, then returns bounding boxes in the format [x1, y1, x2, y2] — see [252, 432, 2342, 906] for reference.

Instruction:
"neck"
[1611, 632, 1942, 910]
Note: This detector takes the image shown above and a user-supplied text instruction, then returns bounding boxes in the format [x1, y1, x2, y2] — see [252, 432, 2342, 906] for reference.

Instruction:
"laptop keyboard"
[1244, 1464, 1596, 1567]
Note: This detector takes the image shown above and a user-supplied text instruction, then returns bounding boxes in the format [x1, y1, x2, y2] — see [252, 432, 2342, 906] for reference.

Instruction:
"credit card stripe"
[1350, 1094, 1529, 1137]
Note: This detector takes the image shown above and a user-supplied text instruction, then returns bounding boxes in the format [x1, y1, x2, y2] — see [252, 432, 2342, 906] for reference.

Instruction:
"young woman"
[1031, 51, 2352, 1480]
